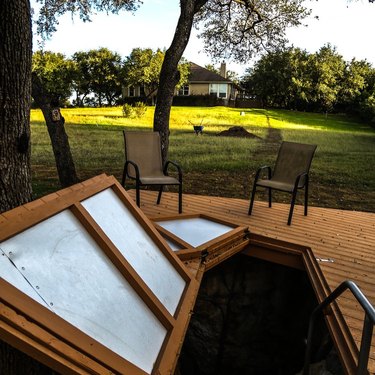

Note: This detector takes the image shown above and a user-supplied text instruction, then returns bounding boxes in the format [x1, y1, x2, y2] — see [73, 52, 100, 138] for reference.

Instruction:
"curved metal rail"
[303, 280, 375, 375]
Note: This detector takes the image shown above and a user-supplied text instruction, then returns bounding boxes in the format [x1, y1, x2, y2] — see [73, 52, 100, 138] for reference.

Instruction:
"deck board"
[129, 189, 375, 374]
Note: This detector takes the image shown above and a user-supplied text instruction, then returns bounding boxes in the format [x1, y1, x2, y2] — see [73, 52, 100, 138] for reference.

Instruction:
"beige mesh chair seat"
[139, 175, 178, 185]
[248, 141, 317, 225]
[121, 131, 183, 213]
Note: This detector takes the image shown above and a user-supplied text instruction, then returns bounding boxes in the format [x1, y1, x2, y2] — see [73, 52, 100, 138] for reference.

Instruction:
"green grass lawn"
[30, 106, 375, 212]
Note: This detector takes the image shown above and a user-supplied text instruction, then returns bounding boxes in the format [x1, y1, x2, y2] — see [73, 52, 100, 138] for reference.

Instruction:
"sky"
[32, 0, 375, 77]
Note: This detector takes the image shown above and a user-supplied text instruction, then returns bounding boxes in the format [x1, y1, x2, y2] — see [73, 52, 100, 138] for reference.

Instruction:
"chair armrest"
[164, 160, 182, 183]
[293, 172, 308, 190]
[254, 165, 272, 183]
[125, 160, 140, 181]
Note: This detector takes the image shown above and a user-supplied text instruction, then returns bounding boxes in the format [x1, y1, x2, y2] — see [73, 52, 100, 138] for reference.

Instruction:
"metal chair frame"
[248, 142, 316, 225]
[121, 131, 183, 213]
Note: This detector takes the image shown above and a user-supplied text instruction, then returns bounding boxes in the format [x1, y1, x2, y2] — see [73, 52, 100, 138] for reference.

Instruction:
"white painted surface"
[0, 210, 166, 374]
[0, 249, 51, 309]
[165, 238, 183, 251]
[82, 189, 186, 314]
[156, 218, 233, 248]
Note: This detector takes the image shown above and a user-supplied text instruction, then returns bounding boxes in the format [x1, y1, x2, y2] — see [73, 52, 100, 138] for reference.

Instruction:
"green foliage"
[176, 58, 191, 89]
[123, 48, 161, 100]
[360, 93, 375, 123]
[72, 48, 123, 107]
[122, 102, 147, 118]
[122, 103, 134, 118]
[32, 50, 75, 106]
[124, 48, 160, 94]
[123, 48, 190, 100]
[204, 63, 239, 84]
[133, 101, 147, 117]
[195, 0, 311, 63]
[204, 64, 219, 74]
[243, 45, 375, 122]
[35, 0, 141, 38]
[172, 95, 226, 107]
[310, 44, 346, 112]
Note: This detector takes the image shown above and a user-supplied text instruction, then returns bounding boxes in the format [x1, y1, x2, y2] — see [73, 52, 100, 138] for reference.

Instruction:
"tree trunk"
[31, 73, 79, 187]
[0, 2, 58, 372]
[0, 0, 33, 214]
[153, 0, 205, 162]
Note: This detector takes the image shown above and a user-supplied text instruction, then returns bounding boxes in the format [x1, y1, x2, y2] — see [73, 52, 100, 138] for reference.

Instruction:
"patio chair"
[121, 131, 183, 213]
[248, 141, 317, 225]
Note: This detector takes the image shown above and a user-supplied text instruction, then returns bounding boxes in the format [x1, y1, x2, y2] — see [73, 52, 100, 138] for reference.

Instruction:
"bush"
[122, 101, 148, 118]
[133, 101, 147, 118]
[173, 94, 226, 107]
[360, 95, 375, 124]
[122, 103, 134, 118]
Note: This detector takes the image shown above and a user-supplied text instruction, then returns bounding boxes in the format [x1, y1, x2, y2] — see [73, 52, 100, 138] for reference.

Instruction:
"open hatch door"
[153, 214, 250, 270]
[0, 175, 199, 375]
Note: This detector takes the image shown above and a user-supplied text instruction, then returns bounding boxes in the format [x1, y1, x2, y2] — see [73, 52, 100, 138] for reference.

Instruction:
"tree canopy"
[31, 47, 191, 107]
[123, 48, 190, 102]
[32, 50, 75, 106]
[195, 0, 311, 63]
[154, 0, 312, 160]
[35, 0, 141, 38]
[242, 44, 375, 121]
[72, 48, 123, 106]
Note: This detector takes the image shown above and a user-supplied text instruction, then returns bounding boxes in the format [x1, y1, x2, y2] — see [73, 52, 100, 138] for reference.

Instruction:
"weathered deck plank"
[130, 189, 375, 374]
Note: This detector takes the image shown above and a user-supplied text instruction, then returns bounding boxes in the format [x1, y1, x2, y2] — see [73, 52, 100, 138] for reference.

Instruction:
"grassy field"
[30, 106, 375, 212]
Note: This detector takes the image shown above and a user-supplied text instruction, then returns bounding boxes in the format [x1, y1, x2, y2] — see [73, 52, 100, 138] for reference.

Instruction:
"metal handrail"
[303, 280, 375, 375]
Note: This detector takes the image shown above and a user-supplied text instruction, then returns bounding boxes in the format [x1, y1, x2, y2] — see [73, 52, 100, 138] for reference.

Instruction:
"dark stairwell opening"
[177, 255, 342, 375]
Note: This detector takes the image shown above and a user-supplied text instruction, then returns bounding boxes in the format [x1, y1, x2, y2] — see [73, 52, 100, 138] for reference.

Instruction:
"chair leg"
[288, 189, 298, 225]
[268, 188, 272, 208]
[121, 166, 127, 187]
[136, 180, 141, 208]
[178, 183, 182, 214]
[248, 183, 257, 215]
[304, 179, 309, 216]
[157, 185, 163, 205]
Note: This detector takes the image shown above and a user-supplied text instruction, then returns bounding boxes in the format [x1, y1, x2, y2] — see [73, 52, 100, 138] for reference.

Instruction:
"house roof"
[189, 62, 232, 83]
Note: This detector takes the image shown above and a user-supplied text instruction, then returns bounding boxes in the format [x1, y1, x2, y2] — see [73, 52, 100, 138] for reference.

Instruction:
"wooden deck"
[129, 189, 375, 375]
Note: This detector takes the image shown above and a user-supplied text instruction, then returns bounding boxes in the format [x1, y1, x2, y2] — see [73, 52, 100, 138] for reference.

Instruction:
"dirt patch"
[217, 126, 262, 139]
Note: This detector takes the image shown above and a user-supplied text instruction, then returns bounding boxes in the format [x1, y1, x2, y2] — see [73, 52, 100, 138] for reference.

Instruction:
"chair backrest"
[272, 141, 317, 186]
[123, 131, 163, 178]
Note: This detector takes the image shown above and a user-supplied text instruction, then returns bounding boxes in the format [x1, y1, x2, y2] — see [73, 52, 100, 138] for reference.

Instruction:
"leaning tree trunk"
[0, 2, 57, 373]
[32, 73, 79, 187]
[154, 0, 206, 162]
[0, 0, 33, 213]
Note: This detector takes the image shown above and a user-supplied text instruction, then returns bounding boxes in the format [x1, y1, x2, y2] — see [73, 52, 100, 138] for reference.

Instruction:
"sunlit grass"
[30, 106, 372, 132]
[30, 106, 375, 211]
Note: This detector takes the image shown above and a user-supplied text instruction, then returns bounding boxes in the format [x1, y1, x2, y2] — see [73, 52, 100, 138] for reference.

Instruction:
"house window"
[209, 84, 217, 96]
[178, 85, 189, 96]
[140, 86, 146, 97]
[209, 83, 227, 99]
[218, 84, 227, 98]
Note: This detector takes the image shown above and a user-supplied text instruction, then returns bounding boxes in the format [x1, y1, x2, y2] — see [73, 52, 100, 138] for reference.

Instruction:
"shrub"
[133, 101, 147, 118]
[360, 95, 375, 124]
[172, 94, 226, 107]
[122, 102, 148, 118]
[122, 103, 134, 118]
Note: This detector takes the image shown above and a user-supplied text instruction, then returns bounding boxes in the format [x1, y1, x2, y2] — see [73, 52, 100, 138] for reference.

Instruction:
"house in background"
[175, 62, 240, 104]
[122, 62, 242, 106]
